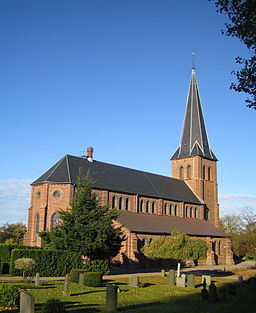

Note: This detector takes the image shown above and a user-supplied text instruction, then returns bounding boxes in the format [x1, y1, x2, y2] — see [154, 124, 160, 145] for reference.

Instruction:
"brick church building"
[24, 68, 234, 265]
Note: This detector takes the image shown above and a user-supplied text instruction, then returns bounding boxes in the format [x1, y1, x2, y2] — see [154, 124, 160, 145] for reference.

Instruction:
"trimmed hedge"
[82, 259, 111, 275]
[0, 283, 19, 308]
[70, 269, 87, 283]
[10, 249, 83, 277]
[0, 244, 38, 262]
[41, 299, 67, 313]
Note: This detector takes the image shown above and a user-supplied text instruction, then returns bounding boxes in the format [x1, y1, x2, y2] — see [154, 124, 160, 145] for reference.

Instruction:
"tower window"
[202, 166, 206, 180]
[174, 205, 177, 216]
[169, 204, 172, 216]
[194, 207, 197, 218]
[151, 202, 155, 214]
[187, 165, 191, 179]
[146, 201, 149, 213]
[119, 197, 122, 210]
[125, 198, 129, 211]
[51, 213, 60, 229]
[112, 196, 116, 209]
[190, 206, 193, 218]
[164, 203, 167, 215]
[35, 213, 40, 233]
[53, 190, 61, 198]
[180, 167, 184, 179]
[208, 167, 211, 180]
[140, 200, 143, 212]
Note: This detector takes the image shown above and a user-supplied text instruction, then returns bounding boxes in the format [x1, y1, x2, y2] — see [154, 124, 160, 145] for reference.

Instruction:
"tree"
[142, 229, 208, 276]
[41, 171, 124, 260]
[0, 222, 27, 244]
[210, 0, 256, 109]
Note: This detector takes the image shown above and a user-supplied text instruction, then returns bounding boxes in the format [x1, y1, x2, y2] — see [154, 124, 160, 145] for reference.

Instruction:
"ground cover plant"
[0, 276, 255, 312]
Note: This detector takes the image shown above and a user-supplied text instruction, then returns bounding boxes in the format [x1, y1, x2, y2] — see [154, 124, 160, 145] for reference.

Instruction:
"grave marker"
[35, 272, 41, 286]
[176, 276, 186, 287]
[20, 291, 34, 313]
[168, 270, 175, 286]
[129, 275, 139, 288]
[201, 275, 211, 285]
[79, 273, 85, 285]
[187, 274, 195, 288]
[63, 274, 70, 296]
[105, 284, 118, 311]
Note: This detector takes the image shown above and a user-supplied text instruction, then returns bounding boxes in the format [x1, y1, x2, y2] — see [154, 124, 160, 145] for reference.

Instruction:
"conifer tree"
[43, 171, 124, 260]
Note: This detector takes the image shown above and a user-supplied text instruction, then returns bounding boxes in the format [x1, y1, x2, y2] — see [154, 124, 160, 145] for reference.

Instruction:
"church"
[24, 68, 234, 266]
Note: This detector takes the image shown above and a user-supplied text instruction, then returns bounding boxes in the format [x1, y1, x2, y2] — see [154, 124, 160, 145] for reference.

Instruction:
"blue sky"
[0, 0, 255, 225]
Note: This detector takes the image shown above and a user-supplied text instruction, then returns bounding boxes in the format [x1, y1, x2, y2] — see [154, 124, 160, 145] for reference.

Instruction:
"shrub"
[82, 259, 111, 275]
[10, 249, 82, 277]
[0, 261, 10, 274]
[41, 298, 66, 313]
[0, 244, 38, 262]
[0, 283, 19, 308]
[14, 258, 36, 279]
[83, 272, 102, 287]
[70, 269, 87, 283]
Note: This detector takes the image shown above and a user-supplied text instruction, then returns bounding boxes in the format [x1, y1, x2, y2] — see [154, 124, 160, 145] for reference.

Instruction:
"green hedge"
[82, 259, 111, 275]
[70, 269, 87, 283]
[0, 244, 38, 262]
[0, 283, 20, 308]
[83, 272, 102, 287]
[10, 249, 83, 277]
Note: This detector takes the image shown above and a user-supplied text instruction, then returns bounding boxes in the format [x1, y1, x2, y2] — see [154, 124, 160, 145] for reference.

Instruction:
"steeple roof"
[171, 68, 217, 161]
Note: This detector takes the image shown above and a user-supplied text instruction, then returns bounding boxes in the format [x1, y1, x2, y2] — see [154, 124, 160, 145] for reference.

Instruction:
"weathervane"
[192, 52, 196, 69]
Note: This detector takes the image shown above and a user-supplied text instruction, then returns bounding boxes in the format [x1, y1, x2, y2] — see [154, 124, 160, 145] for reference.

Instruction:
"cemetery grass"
[0, 276, 255, 313]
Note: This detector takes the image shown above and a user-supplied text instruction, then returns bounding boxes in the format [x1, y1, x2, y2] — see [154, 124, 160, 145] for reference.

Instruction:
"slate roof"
[117, 211, 227, 237]
[32, 154, 202, 205]
[171, 68, 217, 161]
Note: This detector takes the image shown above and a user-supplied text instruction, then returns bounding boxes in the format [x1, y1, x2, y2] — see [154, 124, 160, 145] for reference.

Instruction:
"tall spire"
[171, 68, 217, 161]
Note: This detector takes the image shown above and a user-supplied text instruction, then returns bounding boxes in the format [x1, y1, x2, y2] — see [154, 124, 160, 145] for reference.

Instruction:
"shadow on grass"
[71, 290, 105, 297]
[182, 269, 233, 277]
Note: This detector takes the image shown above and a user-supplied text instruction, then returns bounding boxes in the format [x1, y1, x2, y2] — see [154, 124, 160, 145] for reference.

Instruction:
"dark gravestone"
[187, 274, 195, 289]
[168, 270, 175, 286]
[209, 283, 218, 302]
[129, 275, 139, 288]
[248, 277, 256, 291]
[105, 284, 118, 311]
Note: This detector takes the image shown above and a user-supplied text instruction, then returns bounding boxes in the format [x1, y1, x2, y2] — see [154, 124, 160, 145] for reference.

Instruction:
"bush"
[0, 283, 19, 308]
[0, 244, 38, 262]
[83, 272, 102, 287]
[82, 259, 111, 275]
[10, 249, 83, 277]
[15, 258, 36, 279]
[0, 261, 10, 274]
[41, 298, 66, 313]
[70, 269, 87, 283]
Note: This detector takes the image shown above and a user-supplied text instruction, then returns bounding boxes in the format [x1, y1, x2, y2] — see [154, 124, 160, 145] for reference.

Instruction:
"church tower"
[171, 68, 220, 227]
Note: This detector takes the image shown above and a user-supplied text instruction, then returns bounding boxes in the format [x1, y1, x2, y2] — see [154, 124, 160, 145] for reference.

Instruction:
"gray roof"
[117, 211, 227, 237]
[32, 154, 202, 205]
[171, 68, 217, 161]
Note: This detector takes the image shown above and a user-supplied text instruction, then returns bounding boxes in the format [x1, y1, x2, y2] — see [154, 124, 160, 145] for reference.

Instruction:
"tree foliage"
[142, 229, 208, 261]
[0, 222, 27, 244]
[210, 0, 256, 109]
[40, 171, 124, 260]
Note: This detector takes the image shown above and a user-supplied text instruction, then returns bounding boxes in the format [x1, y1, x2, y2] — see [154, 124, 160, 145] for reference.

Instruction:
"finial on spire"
[192, 52, 195, 69]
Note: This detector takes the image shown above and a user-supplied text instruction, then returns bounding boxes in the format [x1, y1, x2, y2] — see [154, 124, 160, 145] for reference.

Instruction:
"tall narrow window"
[187, 165, 191, 179]
[174, 205, 177, 216]
[180, 167, 184, 179]
[140, 200, 143, 212]
[185, 206, 188, 217]
[35, 213, 40, 233]
[202, 165, 206, 180]
[169, 204, 172, 216]
[151, 202, 155, 214]
[208, 167, 211, 181]
[51, 213, 60, 229]
[146, 201, 149, 213]
[164, 203, 167, 215]
[112, 196, 116, 209]
[190, 206, 193, 218]
[119, 197, 122, 210]
[125, 198, 129, 211]
[194, 207, 197, 218]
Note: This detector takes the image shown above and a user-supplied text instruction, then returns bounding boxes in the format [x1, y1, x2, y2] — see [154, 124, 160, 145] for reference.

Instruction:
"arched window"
[187, 165, 191, 179]
[180, 167, 184, 179]
[35, 213, 40, 233]
[164, 203, 167, 215]
[119, 197, 122, 210]
[125, 198, 129, 211]
[202, 165, 206, 180]
[51, 213, 60, 229]
[151, 202, 155, 214]
[174, 205, 177, 216]
[140, 200, 143, 212]
[190, 207, 193, 218]
[146, 201, 149, 213]
[112, 196, 116, 209]
[194, 207, 197, 218]
[208, 167, 211, 181]
[185, 206, 188, 217]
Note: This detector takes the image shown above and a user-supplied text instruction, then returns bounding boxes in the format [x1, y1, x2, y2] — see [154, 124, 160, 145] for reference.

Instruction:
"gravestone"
[202, 275, 211, 285]
[168, 270, 175, 286]
[181, 273, 186, 278]
[176, 276, 186, 287]
[129, 275, 139, 288]
[105, 284, 118, 311]
[248, 277, 256, 291]
[34, 272, 41, 286]
[237, 276, 243, 284]
[79, 273, 85, 285]
[20, 291, 35, 313]
[63, 274, 70, 296]
[209, 283, 218, 302]
[161, 269, 166, 277]
[187, 274, 195, 289]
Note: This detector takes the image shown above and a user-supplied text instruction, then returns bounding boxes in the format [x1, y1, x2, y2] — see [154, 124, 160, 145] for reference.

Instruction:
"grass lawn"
[0, 276, 255, 313]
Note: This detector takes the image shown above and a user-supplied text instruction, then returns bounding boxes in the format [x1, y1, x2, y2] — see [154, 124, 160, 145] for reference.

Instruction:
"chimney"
[87, 146, 94, 162]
